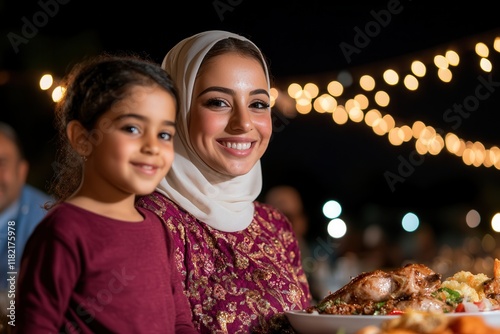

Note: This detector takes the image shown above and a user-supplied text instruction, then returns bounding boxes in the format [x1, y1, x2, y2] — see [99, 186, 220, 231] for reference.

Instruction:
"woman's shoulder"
[252, 201, 299, 252]
[253, 201, 291, 227]
[136, 191, 188, 219]
[254, 200, 284, 216]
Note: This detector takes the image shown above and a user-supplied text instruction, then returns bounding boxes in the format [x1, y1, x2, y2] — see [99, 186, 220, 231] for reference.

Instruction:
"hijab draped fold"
[156, 30, 270, 232]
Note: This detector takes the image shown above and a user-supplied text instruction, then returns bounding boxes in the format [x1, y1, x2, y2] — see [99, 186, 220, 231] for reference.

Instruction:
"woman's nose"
[228, 106, 253, 132]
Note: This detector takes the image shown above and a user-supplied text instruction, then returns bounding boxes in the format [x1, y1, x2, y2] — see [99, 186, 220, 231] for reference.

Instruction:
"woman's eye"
[251, 101, 270, 110]
[205, 98, 228, 108]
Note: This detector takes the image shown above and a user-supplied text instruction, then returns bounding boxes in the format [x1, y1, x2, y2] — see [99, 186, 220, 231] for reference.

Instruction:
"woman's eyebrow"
[250, 88, 270, 97]
[197, 86, 233, 97]
[197, 86, 269, 98]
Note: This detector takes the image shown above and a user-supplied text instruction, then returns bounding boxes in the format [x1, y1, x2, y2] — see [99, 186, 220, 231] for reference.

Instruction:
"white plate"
[285, 310, 500, 334]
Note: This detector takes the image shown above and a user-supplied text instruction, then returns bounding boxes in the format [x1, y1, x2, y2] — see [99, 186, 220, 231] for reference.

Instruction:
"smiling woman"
[136, 30, 312, 333]
[188, 52, 272, 177]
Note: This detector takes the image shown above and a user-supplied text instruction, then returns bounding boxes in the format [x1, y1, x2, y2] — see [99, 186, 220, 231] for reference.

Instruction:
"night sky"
[1, 0, 500, 243]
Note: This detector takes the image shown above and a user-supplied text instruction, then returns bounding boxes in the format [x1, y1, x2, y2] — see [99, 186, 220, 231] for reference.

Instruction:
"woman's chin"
[212, 164, 255, 178]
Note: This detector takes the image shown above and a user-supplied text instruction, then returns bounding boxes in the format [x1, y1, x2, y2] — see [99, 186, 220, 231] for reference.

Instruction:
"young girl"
[14, 54, 198, 334]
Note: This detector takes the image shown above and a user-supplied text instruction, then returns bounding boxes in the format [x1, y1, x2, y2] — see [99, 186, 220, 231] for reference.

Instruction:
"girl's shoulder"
[30, 202, 95, 241]
[43, 202, 90, 223]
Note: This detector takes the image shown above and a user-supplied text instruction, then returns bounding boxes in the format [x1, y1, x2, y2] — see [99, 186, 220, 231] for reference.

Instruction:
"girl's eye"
[123, 125, 140, 134]
[159, 132, 173, 141]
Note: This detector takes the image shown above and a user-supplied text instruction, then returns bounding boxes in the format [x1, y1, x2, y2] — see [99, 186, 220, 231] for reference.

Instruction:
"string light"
[36, 30, 499, 171]
[275, 31, 500, 170]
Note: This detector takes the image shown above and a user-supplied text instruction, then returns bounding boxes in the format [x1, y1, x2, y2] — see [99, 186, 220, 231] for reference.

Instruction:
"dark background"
[1, 0, 500, 247]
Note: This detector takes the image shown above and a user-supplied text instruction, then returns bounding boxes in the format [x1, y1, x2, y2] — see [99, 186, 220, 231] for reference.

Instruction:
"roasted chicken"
[306, 263, 454, 315]
[483, 258, 500, 301]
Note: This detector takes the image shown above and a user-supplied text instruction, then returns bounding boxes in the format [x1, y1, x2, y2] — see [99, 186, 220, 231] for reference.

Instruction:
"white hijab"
[157, 30, 271, 232]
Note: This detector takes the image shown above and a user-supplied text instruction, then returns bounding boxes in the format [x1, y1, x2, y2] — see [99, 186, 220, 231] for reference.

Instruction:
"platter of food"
[285, 309, 500, 334]
[286, 258, 500, 334]
[285, 310, 397, 334]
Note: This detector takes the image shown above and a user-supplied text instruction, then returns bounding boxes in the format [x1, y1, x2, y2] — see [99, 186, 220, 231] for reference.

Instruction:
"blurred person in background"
[0, 122, 51, 332]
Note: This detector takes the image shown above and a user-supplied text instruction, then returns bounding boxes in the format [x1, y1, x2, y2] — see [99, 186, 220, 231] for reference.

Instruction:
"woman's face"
[189, 52, 272, 177]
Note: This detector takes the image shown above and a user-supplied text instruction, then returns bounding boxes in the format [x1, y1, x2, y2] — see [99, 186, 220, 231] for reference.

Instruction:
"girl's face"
[83, 85, 176, 199]
[189, 52, 272, 177]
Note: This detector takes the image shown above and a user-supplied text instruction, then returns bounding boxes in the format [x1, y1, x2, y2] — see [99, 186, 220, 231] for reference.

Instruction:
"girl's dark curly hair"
[46, 52, 178, 209]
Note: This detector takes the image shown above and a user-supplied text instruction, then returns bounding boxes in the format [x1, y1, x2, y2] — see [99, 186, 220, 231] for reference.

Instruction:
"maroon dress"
[137, 191, 311, 333]
[15, 203, 197, 334]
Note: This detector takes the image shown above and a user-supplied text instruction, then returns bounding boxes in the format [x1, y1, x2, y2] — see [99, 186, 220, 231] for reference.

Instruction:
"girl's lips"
[132, 163, 159, 175]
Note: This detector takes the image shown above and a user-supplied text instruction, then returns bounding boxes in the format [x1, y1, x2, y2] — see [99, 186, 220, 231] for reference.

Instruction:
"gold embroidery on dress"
[235, 252, 249, 269]
[216, 310, 236, 333]
[145, 200, 311, 332]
